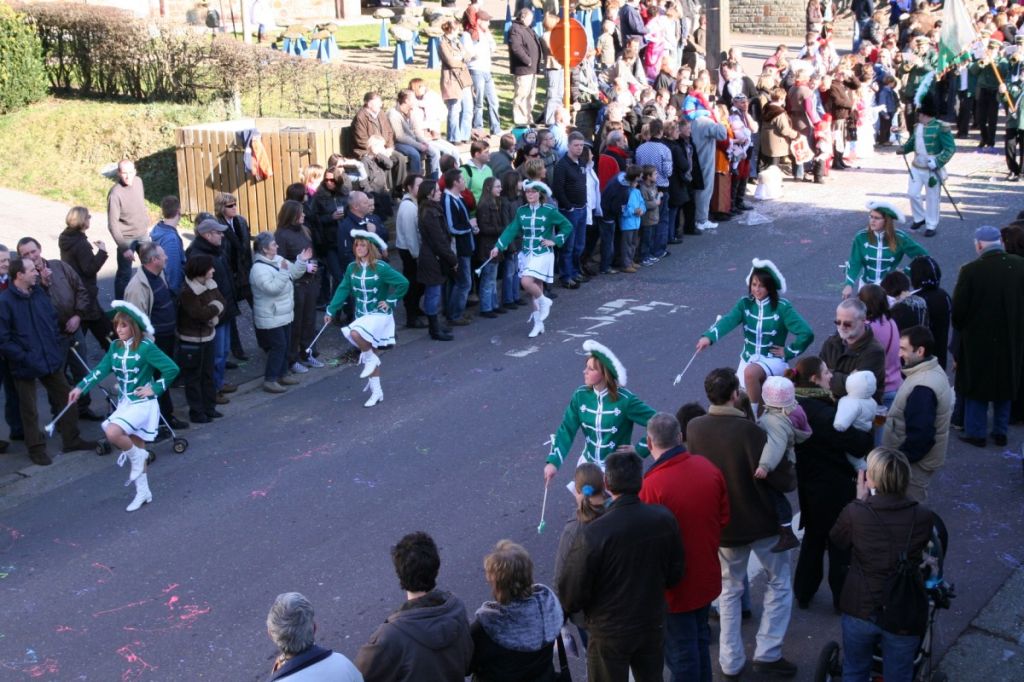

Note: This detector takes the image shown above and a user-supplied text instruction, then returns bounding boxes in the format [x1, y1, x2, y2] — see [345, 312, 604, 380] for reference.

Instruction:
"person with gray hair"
[640, 411, 729, 682]
[951, 225, 1024, 447]
[266, 592, 363, 681]
[819, 297, 886, 403]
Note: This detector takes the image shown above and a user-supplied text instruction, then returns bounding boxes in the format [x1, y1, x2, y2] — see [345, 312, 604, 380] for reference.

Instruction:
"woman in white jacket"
[250, 231, 311, 393]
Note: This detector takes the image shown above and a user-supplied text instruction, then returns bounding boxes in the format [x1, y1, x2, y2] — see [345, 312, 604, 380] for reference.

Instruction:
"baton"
[45, 403, 75, 438]
[306, 321, 332, 356]
[537, 481, 550, 534]
[474, 255, 495, 277]
[673, 349, 701, 386]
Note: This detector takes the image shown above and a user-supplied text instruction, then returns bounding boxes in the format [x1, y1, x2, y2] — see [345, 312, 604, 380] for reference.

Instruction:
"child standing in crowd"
[755, 377, 811, 553]
[619, 166, 646, 273]
[596, 20, 617, 71]
[639, 164, 660, 267]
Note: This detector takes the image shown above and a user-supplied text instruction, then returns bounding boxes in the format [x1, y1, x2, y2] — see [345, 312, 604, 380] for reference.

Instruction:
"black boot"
[428, 315, 453, 341]
[813, 160, 824, 184]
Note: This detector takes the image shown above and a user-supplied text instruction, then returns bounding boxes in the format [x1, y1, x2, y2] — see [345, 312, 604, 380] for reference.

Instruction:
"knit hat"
[583, 340, 627, 386]
[866, 200, 906, 223]
[523, 180, 552, 196]
[762, 376, 797, 410]
[351, 229, 387, 253]
[747, 258, 787, 294]
[975, 225, 1002, 242]
[107, 299, 155, 337]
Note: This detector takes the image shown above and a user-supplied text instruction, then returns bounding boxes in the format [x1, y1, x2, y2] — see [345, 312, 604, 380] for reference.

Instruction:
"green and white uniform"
[328, 260, 409, 348]
[495, 203, 573, 283]
[844, 229, 928, 287]
[701, 296, 814, 385]
[76, 339, 180, 441]
[547, 386, 655, 473]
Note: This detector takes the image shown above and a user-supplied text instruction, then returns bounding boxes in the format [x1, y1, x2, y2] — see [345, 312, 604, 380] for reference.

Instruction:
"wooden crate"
[175, 118, 349, 232]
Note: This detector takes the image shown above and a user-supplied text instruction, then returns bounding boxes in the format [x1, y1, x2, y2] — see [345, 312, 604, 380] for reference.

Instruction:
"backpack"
[865, 504, 929, 636]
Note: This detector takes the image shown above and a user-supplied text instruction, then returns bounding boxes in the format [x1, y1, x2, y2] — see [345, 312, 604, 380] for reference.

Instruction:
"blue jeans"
[470, 69, 500, 133]
[446, 255, 472, 320]
[964, 398, 1011, 439]
[393, 142, 423, 175]
[256, 324, 291, 382]
[479, 261, 498, 312]
[598, 218, 616, 272]
[500, 256, 519, 304]
[853, 17, 873, 53]
[653, 193, 673, 257]
[841, 613, 920, 682]
[114, 247, 133, 300]
[212, 321, 231, 391]
[423, 284, 443, 315]
[446, 89, 473, 142]
[665, 606, 712, 682]
[558, 206, 586, 281]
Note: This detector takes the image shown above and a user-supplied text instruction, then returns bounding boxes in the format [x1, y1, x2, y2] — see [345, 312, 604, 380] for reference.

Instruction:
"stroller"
[814, 514, 955, 682]
[69, 342, 189, 460]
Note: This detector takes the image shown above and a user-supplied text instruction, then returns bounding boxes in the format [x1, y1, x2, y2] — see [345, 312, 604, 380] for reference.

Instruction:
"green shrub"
[0, 2, 47, 114]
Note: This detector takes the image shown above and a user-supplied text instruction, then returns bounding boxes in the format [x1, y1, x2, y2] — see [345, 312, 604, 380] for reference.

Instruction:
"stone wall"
[730, 0, 852, 37]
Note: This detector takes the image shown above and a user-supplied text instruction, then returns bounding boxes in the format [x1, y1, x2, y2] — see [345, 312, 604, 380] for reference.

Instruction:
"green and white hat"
[583, 339, 628, 386]
[865, 199, 906, 224]
[523, 180, 552, 197]
[351, 229, 387, 253]
[747, 258, 787, 294]
[108, 299, 155, 336]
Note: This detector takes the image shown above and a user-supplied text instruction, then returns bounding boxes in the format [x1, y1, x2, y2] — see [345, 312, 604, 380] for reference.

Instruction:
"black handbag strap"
[556, 632, 570, 675]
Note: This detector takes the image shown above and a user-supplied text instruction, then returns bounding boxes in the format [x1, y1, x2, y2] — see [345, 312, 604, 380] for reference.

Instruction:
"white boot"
[126, 473, 152, 512]
[528, 312, 545, 338]
[537, 295, 552, 321]
[363, 377, 384, 407]
[117, 446, 149, 485]
[359, 351, 381, 379]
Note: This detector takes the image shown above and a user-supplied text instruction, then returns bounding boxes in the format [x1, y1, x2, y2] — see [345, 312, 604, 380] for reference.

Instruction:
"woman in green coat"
[842, 200, 928, 299]
[68, 300, 179, 512]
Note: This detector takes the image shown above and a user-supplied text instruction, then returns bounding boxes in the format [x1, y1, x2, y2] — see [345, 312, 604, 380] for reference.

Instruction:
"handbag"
[555, 632, 573, 682]
[711, 172, 732, 214]
[864, 505, 929, 636]
[790, 137, 815, 164]
[765, 456, 797, 493]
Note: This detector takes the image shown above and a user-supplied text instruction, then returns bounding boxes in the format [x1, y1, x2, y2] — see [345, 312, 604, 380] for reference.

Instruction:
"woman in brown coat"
[760, 88, 801, 168]
[177, 254, 226, 423]
[439, 19, 473, 144]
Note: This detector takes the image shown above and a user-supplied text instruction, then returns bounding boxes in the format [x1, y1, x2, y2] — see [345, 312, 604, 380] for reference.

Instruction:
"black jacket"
[219, 214, 253, 303]
[557, 494, 684, 639]
[58, 228, 108, 319]
[417, 200, 458, 286]
[666, 139, 692, 206]
[309, 186, 349, 254]
[552, 155, 587, 209]
[508, 22, 544, 76]
[185, 235, 237, 322]
[0, 285, 66, 379]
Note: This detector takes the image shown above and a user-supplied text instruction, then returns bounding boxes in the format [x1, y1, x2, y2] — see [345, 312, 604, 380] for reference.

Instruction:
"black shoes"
[62, 439, 99, 454]
[190, 412, 212, 424]
[479, 310, 499, 318]
[752, 656, 798, 677]
[78, 408, 105, 421]
[958, 435, 987, 448]
[166, 416, 190, 430]
[992, 433, 1008, 447]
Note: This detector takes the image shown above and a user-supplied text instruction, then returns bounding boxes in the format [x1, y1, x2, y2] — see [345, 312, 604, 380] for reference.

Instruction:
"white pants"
[718, 537, 794, 675]
[908, 166, 940, 230]
[513, 74, 538, 126]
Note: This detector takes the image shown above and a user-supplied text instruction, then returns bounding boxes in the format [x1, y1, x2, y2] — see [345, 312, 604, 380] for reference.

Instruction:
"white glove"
[927, 158, 937, 170]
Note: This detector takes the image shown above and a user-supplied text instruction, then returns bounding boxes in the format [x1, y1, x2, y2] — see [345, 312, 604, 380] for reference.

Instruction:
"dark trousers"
[114, 248, 133, 300]
[794, 499, 852, 608]
[1006, 128, 1024, 175]
[154, 333, 177, 419]
[81, 315, 112, 351]
[665, 606, 712, 682]
[0, 357, 23, 438]
[181, 339, 216, 419]
[680, 199, 697, 235]
[398, 248, 425, 323]
[60, 332, 93, 412]
[256, 324, 291, 382]
[956, 92, 974, 137]
[289, 278, 318, 364]
[877, 114, 893, 145]
[16, 371, 80, 454]
[977, 87, 999, 146]
[587, 629, 665, 682]
[597, 218, 616, 272]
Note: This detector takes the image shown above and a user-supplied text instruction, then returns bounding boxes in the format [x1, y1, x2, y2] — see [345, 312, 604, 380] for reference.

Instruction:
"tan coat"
[439, 35, 471, 100]
[760, 103, 801, 158]
[882, 357, 952, 474]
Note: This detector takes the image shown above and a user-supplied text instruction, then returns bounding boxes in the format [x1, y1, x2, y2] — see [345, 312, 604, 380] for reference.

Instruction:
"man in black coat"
[820, 298, 886, 403]
[558, 451, 685, 682]
[185, 220, 237, 399]
[508, 8, 545, 127]
[0, 258, 95, 466]
[951, 225, 1024, 446]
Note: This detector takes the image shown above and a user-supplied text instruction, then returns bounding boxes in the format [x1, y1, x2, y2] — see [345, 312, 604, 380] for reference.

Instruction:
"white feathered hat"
[351, 229, 387, 253]
[523, 180, 553, 197]
[108, 299, 155, 337]
[747, 258, 787, 294]
[583, 340, 628, 386]
[865, 199, 906, 224]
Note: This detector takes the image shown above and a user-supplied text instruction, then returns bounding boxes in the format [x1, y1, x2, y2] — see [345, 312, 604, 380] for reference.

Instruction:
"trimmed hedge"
[0, 2, 47, 114]
[19, 2, 403, 119]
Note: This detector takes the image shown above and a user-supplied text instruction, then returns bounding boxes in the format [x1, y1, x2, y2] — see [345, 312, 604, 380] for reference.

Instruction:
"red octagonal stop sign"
[548, 18, 587, 70]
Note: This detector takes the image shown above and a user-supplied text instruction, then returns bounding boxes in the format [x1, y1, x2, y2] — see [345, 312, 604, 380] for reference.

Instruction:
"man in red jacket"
[640, 412, 730, 682]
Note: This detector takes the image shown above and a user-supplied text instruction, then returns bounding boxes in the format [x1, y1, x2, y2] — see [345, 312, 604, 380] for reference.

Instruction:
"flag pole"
[990, 61, 1017, 114]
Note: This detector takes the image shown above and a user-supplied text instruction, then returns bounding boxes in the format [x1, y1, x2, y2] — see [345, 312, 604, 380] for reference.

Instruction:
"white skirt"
[103, 398, 160, 441]
[737, 355, 789, 389]
[343, 311, 396, 348]
[518, 251, 555, 284]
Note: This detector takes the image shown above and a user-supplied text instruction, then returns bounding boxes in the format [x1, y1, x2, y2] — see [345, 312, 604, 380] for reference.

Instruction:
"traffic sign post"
[549, 4, 587, 112]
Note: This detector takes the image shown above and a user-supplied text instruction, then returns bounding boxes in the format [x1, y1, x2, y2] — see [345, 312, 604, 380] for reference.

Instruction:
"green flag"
[937, 0, 978, 72]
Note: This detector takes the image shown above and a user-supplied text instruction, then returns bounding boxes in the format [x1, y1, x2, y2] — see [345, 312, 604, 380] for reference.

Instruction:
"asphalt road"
[1, 146, 1023, 681]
